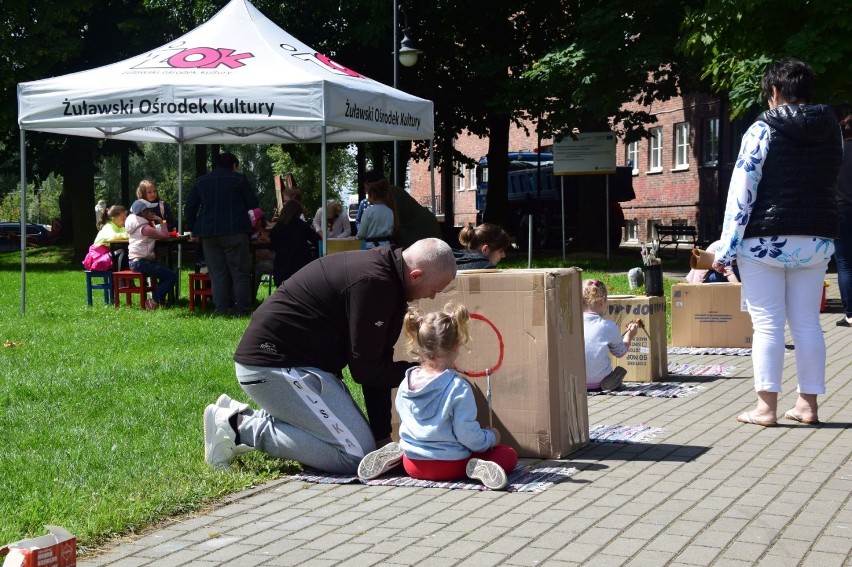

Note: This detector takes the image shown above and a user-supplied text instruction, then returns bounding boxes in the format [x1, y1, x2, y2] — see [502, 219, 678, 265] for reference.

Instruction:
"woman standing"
[714, 58, 842, 427]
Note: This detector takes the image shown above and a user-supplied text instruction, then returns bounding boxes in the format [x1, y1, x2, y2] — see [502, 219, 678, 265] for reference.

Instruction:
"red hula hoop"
[455, 313, 504, 377]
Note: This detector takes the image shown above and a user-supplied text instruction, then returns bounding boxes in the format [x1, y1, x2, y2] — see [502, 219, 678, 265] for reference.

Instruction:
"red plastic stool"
[113, 270, 157, 309]
[189, 272, 213, 312]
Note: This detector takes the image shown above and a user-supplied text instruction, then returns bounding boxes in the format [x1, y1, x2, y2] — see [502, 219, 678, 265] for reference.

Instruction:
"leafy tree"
[267, 144, 356, 218]
[680, 0, 852, 117]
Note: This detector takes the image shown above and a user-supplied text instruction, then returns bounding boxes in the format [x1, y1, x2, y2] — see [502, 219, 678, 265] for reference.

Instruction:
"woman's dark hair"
[214, 152, 239, 169]
[279, 199, 304, 225]
[761, 57, 814, 105]
[458, 223, 510, 253]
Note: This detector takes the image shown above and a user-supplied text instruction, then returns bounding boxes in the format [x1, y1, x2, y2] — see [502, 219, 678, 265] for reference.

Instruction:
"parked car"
[0, 222, 51, 251]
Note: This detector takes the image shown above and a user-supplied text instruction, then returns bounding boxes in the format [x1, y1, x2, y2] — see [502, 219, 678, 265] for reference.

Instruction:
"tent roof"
[17, 0, 433, 145]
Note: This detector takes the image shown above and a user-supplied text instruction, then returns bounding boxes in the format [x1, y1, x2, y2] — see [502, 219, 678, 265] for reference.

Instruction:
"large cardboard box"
[393, 268, 588, 459]
[671, 283, 753, 347]
[604, 295, 668, 382]
[1, 526, 76, 567]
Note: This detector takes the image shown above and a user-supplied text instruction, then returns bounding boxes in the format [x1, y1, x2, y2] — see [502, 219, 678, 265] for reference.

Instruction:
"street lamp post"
[392, 2, 422, 187]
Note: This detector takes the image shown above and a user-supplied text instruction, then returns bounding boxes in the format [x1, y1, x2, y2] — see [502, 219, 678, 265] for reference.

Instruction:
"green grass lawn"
[0, 245, 673, 550]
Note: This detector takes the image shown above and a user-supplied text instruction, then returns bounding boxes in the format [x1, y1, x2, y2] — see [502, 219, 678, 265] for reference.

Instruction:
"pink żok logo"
[168, 47, 253, 69]
[131, 46, 254, 70]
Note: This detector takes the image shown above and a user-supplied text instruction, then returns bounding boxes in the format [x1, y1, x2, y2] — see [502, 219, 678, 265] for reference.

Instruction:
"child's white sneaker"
[357, 442, 403, 480]
[466, 458, 507, 490]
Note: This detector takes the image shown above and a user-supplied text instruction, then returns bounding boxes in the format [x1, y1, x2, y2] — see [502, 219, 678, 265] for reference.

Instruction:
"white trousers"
[738, 256, 828, 394]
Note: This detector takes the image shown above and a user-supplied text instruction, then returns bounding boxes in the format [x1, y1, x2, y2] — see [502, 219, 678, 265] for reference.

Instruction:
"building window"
[625, 219, 638, 243]
[649, 128, 662, 172]
[468, 164, 477, 190]
[672, 219, 691, 242]
[703, 118, 719, 165]
[626, 141, 639, 174]
[674, 123, 690, 169]
[457, 164, 466, 191]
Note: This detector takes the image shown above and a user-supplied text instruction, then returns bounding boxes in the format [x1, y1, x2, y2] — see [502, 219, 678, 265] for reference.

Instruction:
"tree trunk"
[440, 138, 454, 231]
[482, 113, 510, 230]
[60, 137, 97, 261]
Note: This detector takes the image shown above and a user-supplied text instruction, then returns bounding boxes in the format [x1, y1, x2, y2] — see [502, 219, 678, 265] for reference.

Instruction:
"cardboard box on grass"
[604, 295, 668, 382]
[1, 526, 76, 567]
[671, 283, 753, 348]
[393, 268, 588, 459]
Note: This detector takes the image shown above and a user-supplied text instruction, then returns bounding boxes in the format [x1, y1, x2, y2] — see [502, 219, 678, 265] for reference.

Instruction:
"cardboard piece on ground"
[393, 268, 588, 459]
[1, 526, 76, 567]
[671, 283, 753, 347]
[604, 295, 668, 382]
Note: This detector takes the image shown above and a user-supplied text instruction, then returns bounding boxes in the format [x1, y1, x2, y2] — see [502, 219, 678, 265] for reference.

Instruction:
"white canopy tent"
[16, 0, 435, 312]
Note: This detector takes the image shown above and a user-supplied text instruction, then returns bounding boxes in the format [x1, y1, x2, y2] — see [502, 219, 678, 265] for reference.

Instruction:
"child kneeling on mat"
[358, 303, 517, 490]
[583, 279, 640, 392]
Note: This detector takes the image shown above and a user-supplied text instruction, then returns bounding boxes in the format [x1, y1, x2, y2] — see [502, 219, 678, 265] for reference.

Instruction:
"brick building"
[408, 91, 742, 247]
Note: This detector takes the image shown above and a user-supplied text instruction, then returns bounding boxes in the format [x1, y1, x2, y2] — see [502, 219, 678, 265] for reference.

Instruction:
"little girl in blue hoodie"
[357, 303, 518, 489]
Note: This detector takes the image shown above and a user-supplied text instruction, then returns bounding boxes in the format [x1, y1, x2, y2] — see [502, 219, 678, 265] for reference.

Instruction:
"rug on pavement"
[290, 462, 579, 492]
[668, 346, 752, 356]
[666, 362, 737, 377]
[588, 381, 704, 398]
[589, 424, 663, 444]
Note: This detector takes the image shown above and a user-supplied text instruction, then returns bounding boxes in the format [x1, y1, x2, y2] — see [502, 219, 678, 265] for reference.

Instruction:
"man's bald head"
[402, 238, 457, 301]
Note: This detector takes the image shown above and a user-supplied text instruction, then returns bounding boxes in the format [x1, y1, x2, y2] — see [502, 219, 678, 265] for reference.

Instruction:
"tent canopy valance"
[17, 0, 434, 144]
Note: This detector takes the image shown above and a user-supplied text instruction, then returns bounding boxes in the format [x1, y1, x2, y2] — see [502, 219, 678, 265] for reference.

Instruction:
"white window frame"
[625, 219, 639, 243]
[671, 219, 691, 242]
[673, 122, 690, 170]
[457, 164, 466, 192]
[626, 141, 639, 175]
[649, 128, 662, 173]
[468, 164, 477, 190]
[703, 117, 719, 166]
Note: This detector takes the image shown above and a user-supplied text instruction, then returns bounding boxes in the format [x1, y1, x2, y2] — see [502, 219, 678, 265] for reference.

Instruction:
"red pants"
[402, 445, 518, 481]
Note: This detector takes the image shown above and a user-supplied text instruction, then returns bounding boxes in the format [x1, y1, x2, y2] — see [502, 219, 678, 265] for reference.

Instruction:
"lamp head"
[398, 33, 423, 67]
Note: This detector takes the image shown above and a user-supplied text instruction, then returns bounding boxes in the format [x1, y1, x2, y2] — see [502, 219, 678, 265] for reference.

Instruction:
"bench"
[655, 224, 697, 257]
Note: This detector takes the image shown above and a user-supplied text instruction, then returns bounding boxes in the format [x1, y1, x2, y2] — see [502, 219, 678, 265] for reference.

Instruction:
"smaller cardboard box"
[1, 526, 76, 567]
[325, 238, 362, 254]
[671, 283, 753, 347]
[604, 295, 668, 382]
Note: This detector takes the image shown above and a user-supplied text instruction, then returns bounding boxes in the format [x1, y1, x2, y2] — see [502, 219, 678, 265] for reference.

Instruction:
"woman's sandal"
[736, 412, 777, 427]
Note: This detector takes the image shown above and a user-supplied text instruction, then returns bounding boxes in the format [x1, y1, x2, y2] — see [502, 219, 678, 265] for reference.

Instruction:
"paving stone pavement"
[80, 275, 851, 566]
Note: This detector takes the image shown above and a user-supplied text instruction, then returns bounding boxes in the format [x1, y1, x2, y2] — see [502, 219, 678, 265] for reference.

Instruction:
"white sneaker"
[357, 442, 403, 480]
[216, 393, 249, 413]
[203, 404, 253, 470]
[466, 458, 507, 490]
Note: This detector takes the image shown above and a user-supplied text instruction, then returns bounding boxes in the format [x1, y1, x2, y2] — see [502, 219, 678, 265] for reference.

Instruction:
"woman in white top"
[312, 200, 351, 238]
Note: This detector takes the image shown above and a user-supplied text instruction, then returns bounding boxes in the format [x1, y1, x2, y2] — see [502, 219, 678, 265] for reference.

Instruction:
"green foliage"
[267, 144, 357, 217]
[522, 0, 692, 140]
[681, 0, 852, 117]
[0, 174, 62, 224]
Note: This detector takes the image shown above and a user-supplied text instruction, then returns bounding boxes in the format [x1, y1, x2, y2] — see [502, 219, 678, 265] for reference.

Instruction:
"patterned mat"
[667, 362, 737, 377]
[589, 424, 663, 444]
[668, 346, 752, 356]
[290, 462, 578, 493]
[588, 381, 704, 398]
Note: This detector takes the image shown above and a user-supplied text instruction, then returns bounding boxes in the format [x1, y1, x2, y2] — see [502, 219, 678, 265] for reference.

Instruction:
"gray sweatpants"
[235, 363, 377, 474]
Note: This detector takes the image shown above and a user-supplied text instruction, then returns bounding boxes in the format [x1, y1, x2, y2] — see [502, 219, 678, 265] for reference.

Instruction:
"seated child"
[583, 279, 639, 391]
[83, 205, 128, 271]
[357, 303, 518, 490]
[125, 199, 177, 310]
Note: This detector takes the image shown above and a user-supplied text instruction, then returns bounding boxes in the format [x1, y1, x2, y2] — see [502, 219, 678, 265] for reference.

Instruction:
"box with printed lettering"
[603, 295, 668, 382]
